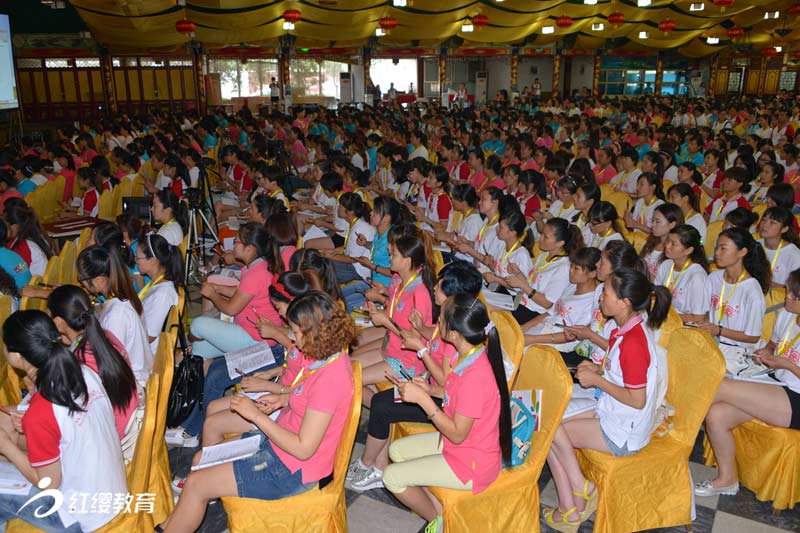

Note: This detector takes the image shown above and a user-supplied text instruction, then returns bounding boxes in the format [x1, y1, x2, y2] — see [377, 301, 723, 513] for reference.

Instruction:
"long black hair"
[289, 248, 343, 302]
[669, 225, 709, 273]
[608, 267, 672, 329]
[77, 245, 143, 315]
[761, 206, 800, 248]
[441, 294, 511, 465]
[545, 217, 584, 256]
[718, 227, 772, 293]
[46, 285, 136, 412]
[156, 188, 188, 234]
[393, 234, 437, 320]
[93, 222, 135, 269]
[338, 192, 371, 221]
[4, 203, 53, 259]
[139, 233, 185, 290]
[3, 310, 88, 414]
[604, 240, 648, 277]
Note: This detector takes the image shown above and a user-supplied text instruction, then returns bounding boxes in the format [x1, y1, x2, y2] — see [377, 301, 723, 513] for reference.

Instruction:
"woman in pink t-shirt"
[353, 233, 435, 407]
[159, 292, 357, 532]
[382, 295, 512, 533]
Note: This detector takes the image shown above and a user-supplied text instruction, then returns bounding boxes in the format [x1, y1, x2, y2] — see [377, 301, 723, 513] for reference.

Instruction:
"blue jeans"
[190, 316, 260, 360]
[341, 280, 370, 312]
[182, 343, 285, 437]
[0, 487, 83, 533]
[233, 433, 315, 500]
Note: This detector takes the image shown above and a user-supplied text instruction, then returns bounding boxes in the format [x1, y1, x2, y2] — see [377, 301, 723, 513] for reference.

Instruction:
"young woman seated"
[653, 225, 709, 323]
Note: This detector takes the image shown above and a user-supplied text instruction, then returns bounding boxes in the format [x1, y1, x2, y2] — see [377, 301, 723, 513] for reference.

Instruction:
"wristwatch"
[417, 347, 428, 360]
[527, 287, 537, 298]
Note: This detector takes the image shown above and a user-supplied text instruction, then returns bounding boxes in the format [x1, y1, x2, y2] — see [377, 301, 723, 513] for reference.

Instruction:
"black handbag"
[166, 311, 204, 427]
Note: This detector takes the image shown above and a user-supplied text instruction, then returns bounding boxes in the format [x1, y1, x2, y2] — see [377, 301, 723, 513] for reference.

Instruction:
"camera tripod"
[183, 167, 222, 285]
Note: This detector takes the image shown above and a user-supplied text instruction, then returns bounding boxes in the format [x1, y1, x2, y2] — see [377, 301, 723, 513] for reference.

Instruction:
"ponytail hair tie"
[50, 336, 61, 346]
[483, 320, 495, 335]
[273, 282, 292, 301]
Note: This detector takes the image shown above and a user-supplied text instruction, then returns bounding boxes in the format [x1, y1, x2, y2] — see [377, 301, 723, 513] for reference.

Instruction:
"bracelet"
[718, 325, 723, 337]
[427, 408, 440, 420]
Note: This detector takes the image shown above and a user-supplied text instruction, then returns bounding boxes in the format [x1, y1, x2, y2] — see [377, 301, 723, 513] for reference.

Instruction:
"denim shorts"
[599, 427, 637, 457]
[233, 432, 315, 500]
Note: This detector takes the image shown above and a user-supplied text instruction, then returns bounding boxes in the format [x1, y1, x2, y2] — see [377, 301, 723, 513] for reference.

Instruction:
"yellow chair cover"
[423, 345, 571, 533]
[132, 175, 145, 197]
[605, 191, 632, 220]
[149, 331, 177, 525]
[57, 240, 77, 286]
[629, 231, 648, 254]
[20, 276, 47, 312]
[599, 183, 614, 201]
[752, 203, 768, 221]
[657, 306, 684, 351]
[576, 328, 725, 533]
[220, 361, 362, 533]
[97, 189, 114, 220]
[0, 296, 21, 406]
[703, 419, 800, 511]
[7, 370, 162, 533]
[76, 227, 92, 254]
[762, 287, 785, 342]
[43, 256, 61, 288]
[431, 249, 445, 276]
[704, 220, 724, 259]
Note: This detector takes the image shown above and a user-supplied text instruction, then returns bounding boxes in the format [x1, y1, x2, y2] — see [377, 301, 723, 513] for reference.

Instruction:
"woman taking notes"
[383, 294, 512, 533]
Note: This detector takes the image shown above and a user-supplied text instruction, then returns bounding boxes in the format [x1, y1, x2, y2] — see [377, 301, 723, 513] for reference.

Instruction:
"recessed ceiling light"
[392, 0, 407, 7]
[461, 22, 474, 33]
[776, 46, 783, 52]
[592, 22, 605, 31]
[637, 0, 652, 6]
[375, 28, 385, 36]
[639, 30, 649, 39]
[542, 25, 555, 34]
[584, 0, 598, 4]
[764, 11, 780, 19]
[690, 3, 705, 11]
[707, 36, 720, 44]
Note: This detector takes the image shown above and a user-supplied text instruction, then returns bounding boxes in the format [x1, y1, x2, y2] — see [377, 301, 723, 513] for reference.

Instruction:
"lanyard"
[343, 218, 357, 249]
[290, 350, 344, 390]
[456, 209, 474, 233]
[639, 196, 657, 224]
[138, 274, 165, 300]
[713, 197, 727, 221]
[777, 320, 800, 356]
[501, 234, 525, 266]
[529, 254, 564, 282]
[717, 271, 746, 324]
[665, 260, 691, 290]
[477, 213, 499, 241]
[389, 272, 419, 319]
[592, 228, 614, 248]
[452, 344, 484, 372]
[769, 240, 784, 271]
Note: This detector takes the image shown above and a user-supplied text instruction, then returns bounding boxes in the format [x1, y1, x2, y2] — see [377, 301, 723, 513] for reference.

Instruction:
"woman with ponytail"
[46, 285, 141, 461]
[153, 188, 188, 247]
[383, 294, 512, 533]
[757, 206, 800, 287]
[696, 227, 770, 350]
[668, 182, 707, 244]
[454, 186, 507, 270]
[135, 233, 184, 352]
[545, 267, 671, 530]
[483, 208, 534, 288]
[654, 225, 709, 323]
[323, 192, 376, 296]
[0, 310, 126, 533]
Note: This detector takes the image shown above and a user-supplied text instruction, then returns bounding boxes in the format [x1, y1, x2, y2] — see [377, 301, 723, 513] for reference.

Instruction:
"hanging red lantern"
[175, 18, 196, 36]
[725, 26, 744, 39]
[608, 12, 625, 26]
[790, 4, 800, 16]
[793, 50, 800, 58]
[762, 47, 779, 56]
[713, 0, 734, 11]
[282, 9, 302, 23]
[379, 17, 398, 34]
[658, 19, 677, 34]
[555, 16, 573, 28]
[472, 14, 489, 29]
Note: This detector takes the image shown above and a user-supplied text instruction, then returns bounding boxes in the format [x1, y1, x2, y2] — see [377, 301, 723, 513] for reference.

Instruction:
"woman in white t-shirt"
[0, 310, 127, 533]
[436, 183, 483, 263]
[415, 166, 452, 234]
[5, 202, 52, 277]
[624, 173, 665, 234]
[535, 176, 579, 234]
[586, 201, 625, 250]
[696, 268, 800, 498]
[454, 187, 506, 270]
[135, 233, 182, 353]
[544, 268, 671, 529]
[77, 245, 154, 385]
[757, 206, 800, 288]
[153, 188, 187, 248]
[506, 217, 583, 325]
[638, 203, 684, 281]
[324, 192, 377, 292]
[654, 225, 709, 323]
[483, 208, 534, 287]
[696, 227, 770, 350]
[668, 183, 707, 245]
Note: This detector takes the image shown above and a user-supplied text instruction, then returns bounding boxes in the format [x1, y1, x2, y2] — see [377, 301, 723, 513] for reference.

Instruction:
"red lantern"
[175, 19, 196, 36]
[608, 12, 625, 26]
[762, 47, 779, 56]
[658, 19, 677, 34]
[379, 17, 398, 34]
[794, 50, 800, 58]
[725, 26, 744, 39]
[472, 14, 489, 29]
[713, 0, 734, 11]
[790, 4, 800, 16]
[555, 16, 573, 28]
[282, 9, 302, 23]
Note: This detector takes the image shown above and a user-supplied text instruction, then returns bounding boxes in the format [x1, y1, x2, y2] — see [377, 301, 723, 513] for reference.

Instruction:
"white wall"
[485, 56, 510, 98]
[351, 63, 364, 103]
[569, 56, 594, 95]
[518, 57, 554, 92]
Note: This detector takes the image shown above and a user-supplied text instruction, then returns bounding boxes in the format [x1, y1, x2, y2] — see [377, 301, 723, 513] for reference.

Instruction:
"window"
[727, 70, 743, 94]
[208, 58, 280, 100]
[16, 58, 42, 69]
[75, 58, 100, 68]
[289, 59, 349, 99]
[44, 59, 70, 69]
[139, 57, 166, 68]
[779, 71, 797, 91]
[169, 60, 193, 67]
[370, 58, 418, 98]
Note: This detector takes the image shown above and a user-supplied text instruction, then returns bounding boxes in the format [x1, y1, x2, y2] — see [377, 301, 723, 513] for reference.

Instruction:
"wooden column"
[709, 54, 719, 98]
[757, 56, 769, 96]
[592, 54, 601, 97]
[416, 58, 424, 97]
[655, 53, 664, 95]
[99, 51, 117, 114]
[190, 43, 207, 116]
[363, 46, 372, 102]
[552, 51, 561, 98]
[510, 47, 519, 92]
[439, 47, 447, 102]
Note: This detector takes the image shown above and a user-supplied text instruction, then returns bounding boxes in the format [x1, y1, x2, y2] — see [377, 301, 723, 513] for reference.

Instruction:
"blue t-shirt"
[17, 179, 36, 197]
[371, 228, 391, 287]
[0, 247, 31, 290]
[367, 146, 378, 173]
[203, 134, 218, 150]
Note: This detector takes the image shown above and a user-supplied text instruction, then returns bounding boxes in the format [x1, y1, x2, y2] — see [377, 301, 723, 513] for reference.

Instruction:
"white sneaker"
[694, 479, 739, 497]
[346, 459, 369, 481]
[350, 465, 384, 492]
[165, 428, 200, 448]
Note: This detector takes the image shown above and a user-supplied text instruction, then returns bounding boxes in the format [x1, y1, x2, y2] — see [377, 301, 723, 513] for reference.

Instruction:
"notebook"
[191, 435, 262, 471]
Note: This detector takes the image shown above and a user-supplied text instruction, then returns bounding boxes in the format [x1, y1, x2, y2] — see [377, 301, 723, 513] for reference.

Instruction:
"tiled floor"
[167, 409, 799, 533]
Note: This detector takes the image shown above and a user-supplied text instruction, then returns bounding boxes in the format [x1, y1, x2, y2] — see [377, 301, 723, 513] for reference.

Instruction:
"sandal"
[543, 506, 580, 533]
[573, 479, 599, 521]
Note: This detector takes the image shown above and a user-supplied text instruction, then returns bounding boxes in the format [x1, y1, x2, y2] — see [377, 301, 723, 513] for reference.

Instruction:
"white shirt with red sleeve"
[22, 367, 127, 532]
[704, 194, 751, 223]
[80, 188, 99, 218]
[425, 192, 452, 227]
[273, 351, 353, 484]
[442, 347, 502, 494]
[596, 316, 660, 451]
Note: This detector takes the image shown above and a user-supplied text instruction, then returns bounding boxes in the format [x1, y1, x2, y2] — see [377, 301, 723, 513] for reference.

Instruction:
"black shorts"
[271, 96, 279, 103]
[783, 386, 800, 430]
[331, 234, 345, 248]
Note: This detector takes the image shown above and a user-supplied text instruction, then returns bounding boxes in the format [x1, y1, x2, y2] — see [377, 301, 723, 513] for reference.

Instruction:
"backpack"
[508, 397, 536, 467]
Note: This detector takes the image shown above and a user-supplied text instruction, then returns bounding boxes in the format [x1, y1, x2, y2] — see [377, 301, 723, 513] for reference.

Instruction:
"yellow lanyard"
[290, 351, 344, 390]
[456, 209, 473, 233]
[501, 234, 525, 266]
[389, 272, 419, 319]
[529, 254, 564, 282]
[343, 218, 357, 249]
[717, 271, 746, 324]
[137, 274, 165, 300]
[639, 196, 657, 224]
[769, 240, 784, 271]
[592, 228, 614, 248]
[477, 213, 499, 242]
[777, 320, 800, 356]
[452, 344, 484, 371]
[665, 260, 691, 290]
